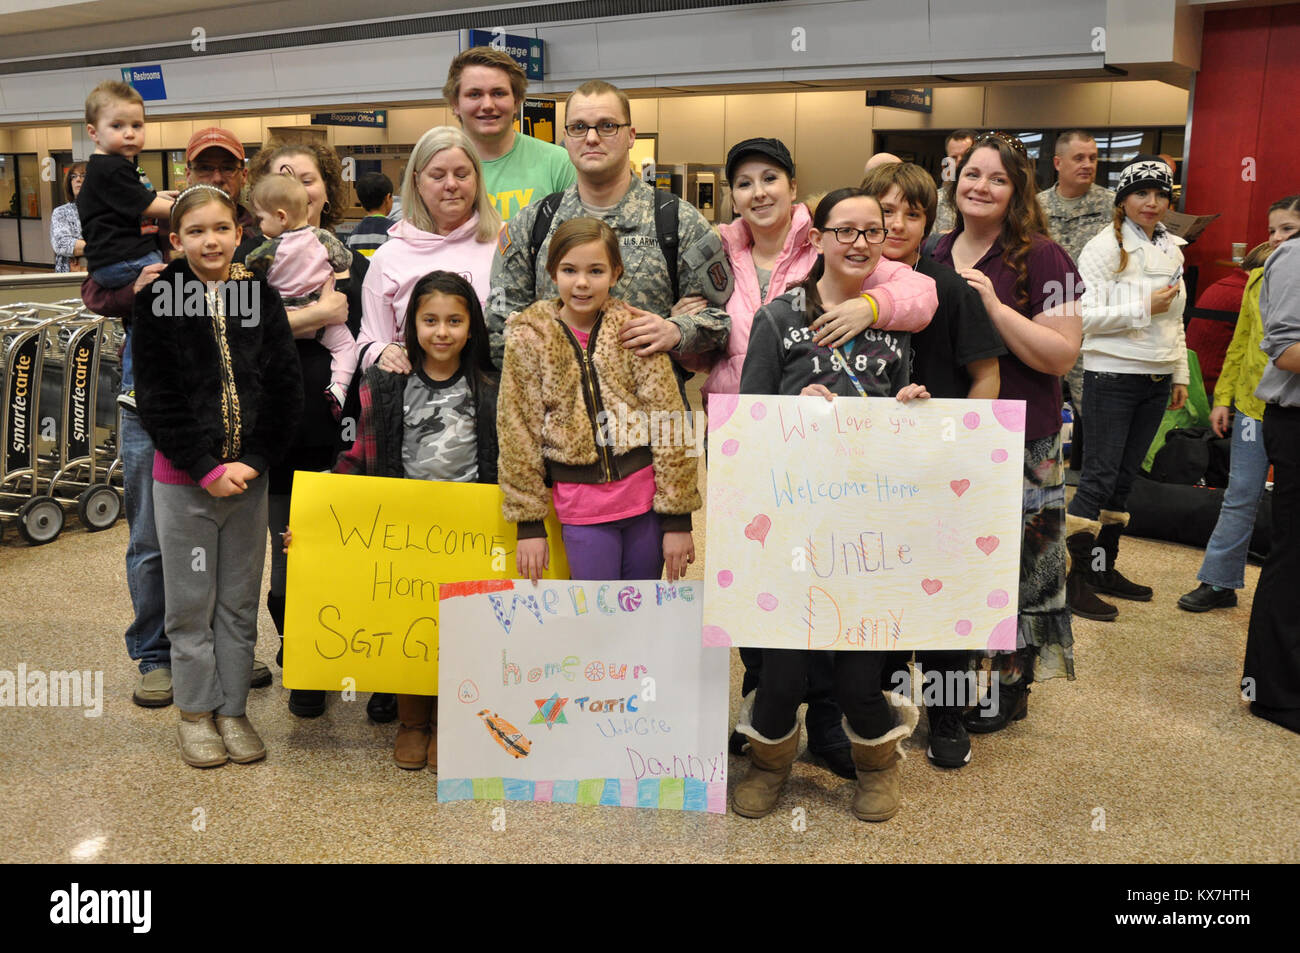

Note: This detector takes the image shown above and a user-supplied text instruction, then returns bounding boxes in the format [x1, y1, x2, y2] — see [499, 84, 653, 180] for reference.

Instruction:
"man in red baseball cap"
[184, 126, 261, 259]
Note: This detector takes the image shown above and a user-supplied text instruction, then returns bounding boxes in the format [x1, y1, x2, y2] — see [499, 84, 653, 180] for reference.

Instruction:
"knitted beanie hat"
[1114, 155, 1174, 206]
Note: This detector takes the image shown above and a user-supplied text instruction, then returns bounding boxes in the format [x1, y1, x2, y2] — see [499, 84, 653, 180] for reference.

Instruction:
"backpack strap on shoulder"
[529, 191, 566, 262]
[654, 191, 680, 303]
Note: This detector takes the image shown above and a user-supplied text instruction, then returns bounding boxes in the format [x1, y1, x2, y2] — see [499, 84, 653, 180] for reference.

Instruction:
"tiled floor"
[2, 468, 1295, 863]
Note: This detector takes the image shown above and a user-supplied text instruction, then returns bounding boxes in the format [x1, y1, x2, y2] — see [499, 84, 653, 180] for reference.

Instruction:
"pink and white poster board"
[704, 395, 1026, 652]
[437, 579, 729, 813]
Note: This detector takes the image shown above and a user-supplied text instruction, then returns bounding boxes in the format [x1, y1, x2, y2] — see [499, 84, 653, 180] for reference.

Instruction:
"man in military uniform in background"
[932, 128, 977, 235]
[487, 79, 732, 387]
[1038, 129, 1115, 465]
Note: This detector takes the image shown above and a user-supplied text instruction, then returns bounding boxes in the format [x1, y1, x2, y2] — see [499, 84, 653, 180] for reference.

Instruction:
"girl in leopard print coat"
[498, 218, 702, 584]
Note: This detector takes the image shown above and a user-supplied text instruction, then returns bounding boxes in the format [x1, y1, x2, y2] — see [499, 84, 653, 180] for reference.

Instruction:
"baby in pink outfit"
[246, 174, 357, 418]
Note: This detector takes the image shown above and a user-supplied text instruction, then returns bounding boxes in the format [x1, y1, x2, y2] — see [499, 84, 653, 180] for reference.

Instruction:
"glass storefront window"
[0, 155, 16, 219]
[17, 154, 40, 218]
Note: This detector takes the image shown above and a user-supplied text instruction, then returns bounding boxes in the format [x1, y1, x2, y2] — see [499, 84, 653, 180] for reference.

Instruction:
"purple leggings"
[561, 510, 664, 580]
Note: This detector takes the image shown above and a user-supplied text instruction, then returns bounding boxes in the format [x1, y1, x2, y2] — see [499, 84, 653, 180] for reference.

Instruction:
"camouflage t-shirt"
[401, 368, 478, 483]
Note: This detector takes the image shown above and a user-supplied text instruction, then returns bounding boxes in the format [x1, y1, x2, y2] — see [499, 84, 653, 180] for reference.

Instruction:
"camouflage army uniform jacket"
[486, 175, 733, 369]
[1037, 183, 1115, 264]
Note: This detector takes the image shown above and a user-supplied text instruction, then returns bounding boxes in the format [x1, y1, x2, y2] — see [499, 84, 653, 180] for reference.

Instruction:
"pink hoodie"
[358, 214, 497, 368]
[703, 203, 938, 400]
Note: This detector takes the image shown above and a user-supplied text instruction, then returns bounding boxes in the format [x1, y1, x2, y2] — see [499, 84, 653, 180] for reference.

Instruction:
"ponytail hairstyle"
[1112, 206, 1130, 276]
[945, 133, 1048, 309]
[792, 187, 883, 320]
[1242, 241, 1272, 272]
[401, 270, 496, 396]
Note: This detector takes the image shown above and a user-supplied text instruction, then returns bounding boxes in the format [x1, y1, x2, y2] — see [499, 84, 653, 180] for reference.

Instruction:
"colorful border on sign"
[438, 778, 726, 814]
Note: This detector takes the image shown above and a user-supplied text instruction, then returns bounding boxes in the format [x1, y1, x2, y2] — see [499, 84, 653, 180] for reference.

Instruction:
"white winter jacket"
[1076, 220, 1189, 385]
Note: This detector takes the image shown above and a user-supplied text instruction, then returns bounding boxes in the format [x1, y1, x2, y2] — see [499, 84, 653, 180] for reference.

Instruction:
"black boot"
[1065, 519, 1118, 622]
[962, 677, 1029, 733]
[366, 692, 398, 723]
[963, 651, 1034, 734]
[1093, 513, 1152, 601]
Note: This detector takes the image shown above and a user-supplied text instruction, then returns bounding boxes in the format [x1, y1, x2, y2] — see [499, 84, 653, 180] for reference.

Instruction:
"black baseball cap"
[725, 137, 795, 184]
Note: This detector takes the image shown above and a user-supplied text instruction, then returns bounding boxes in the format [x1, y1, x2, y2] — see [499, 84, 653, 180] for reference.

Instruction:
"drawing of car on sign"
[478, 709, 531, 758]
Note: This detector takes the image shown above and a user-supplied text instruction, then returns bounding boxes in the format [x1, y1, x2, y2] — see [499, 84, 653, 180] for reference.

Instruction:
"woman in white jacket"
[1067, 156, 1189, 620]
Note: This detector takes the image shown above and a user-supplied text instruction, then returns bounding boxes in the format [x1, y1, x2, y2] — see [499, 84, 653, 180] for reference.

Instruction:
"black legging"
[752, 649, 892, 740]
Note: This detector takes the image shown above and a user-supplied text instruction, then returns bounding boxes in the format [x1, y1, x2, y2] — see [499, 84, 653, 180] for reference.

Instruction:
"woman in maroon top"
[932, 133, 1083, 730]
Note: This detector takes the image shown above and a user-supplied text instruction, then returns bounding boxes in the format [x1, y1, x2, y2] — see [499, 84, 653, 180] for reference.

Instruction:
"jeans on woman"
[1068, 370, 1171, 519]
[1198, 412, 1270, 589]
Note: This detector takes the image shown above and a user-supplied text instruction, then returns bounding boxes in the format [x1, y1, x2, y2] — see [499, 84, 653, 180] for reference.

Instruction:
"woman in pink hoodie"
[701, 138, 938, 775]
[695, 138, 938, 404]
[359, 126, 502, 373]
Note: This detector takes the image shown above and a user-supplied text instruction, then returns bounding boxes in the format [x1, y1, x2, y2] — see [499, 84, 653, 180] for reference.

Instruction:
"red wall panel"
[1185, 5, 1300, 293]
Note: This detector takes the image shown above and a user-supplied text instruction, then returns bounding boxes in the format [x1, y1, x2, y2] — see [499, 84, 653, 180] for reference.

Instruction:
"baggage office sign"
[309, 111, 387, 128]
[703, 395, 1026, 652]
[437, 579, 729, 813]
[283, 472, 569, 695]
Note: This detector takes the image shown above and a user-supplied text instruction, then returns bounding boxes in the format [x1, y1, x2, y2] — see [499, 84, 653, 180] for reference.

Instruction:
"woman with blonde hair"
[359, 126, 501, 373]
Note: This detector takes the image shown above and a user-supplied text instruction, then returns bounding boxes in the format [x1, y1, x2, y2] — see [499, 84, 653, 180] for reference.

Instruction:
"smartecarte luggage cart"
[0, 307, 63, 544]
[39, 303, 123, 536]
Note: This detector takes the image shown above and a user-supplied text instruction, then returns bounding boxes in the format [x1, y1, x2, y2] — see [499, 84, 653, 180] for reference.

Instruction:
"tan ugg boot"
[394, 694, 434, 770]
[844, 692, 920, 822]
[731, 693, 801, 818]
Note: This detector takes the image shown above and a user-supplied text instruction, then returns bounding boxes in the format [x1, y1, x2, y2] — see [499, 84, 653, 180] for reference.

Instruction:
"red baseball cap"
[186, 127, 245, 163]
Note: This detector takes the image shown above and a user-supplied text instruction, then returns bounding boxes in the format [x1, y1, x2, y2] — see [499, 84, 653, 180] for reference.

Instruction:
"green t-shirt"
[481, 131, 577, 223]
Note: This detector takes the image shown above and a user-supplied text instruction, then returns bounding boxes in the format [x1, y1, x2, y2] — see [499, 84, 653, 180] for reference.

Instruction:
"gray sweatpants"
[154, 479, 268, 715]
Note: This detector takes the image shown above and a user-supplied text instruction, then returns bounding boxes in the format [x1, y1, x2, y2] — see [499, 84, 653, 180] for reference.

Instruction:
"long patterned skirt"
[977, 431, 1075, 684]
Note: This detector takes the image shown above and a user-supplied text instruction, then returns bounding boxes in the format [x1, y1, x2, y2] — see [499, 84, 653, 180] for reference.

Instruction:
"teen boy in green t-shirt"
[444, 46, 576, 222]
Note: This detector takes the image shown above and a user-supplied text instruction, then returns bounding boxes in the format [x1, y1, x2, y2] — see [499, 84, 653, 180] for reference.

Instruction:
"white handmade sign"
[437, 579, 729, 813]
[704, 394, 1026, 652]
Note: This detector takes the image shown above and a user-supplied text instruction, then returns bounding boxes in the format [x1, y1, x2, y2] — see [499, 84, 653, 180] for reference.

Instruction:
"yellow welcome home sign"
[284, 472, 568, 694]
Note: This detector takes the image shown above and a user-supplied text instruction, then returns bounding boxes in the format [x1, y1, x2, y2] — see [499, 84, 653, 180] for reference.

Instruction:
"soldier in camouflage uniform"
[487, 80, 732, 380]
[932, 129, 977, 236]
[1038, 130, 1115, 446]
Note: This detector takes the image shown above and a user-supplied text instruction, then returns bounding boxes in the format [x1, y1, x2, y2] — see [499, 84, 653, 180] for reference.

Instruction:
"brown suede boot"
[426, 697, 439, 773]
[844, 692, 919, 822]
[394, 694, 434, 769]
[731, 694, 800, 818]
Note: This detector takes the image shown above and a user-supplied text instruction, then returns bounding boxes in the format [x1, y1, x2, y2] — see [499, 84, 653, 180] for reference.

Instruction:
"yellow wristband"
[860, 292, 879, 327]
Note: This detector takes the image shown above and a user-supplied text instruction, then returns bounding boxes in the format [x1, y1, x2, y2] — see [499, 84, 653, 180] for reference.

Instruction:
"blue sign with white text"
[121, 65, 167, 101]
[466, 29, 544, 80]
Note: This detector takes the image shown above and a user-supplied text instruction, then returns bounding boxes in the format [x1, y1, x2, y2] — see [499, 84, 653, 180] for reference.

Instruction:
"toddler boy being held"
[77, 81, 176, 289]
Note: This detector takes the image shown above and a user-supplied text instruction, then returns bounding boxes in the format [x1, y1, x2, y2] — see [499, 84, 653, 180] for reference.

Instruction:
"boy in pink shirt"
[246, 174, 357, 418]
